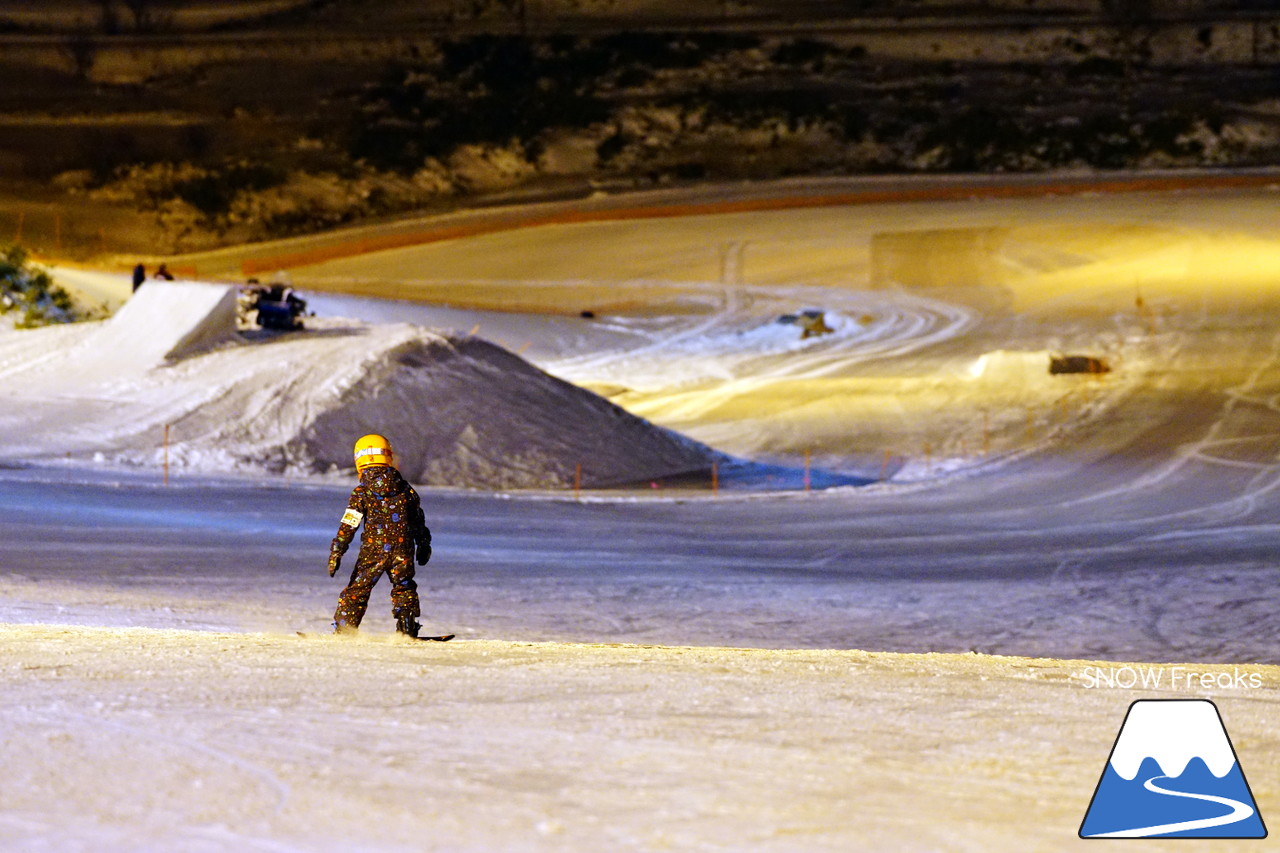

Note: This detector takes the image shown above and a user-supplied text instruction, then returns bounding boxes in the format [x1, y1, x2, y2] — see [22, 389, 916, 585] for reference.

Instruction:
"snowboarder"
[328, 434, 432, 637]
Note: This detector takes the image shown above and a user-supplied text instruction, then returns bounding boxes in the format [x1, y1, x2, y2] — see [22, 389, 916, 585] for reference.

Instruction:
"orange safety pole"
[711, 460, 718, 495]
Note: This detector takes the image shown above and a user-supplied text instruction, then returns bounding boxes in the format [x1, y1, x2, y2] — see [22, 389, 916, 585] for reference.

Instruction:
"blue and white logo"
[1080, 699, 1267, 839]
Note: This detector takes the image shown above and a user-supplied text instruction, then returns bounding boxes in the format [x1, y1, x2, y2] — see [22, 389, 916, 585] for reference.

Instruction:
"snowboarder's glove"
[416, 544, 431, 566]
[328, 553, 342, 577]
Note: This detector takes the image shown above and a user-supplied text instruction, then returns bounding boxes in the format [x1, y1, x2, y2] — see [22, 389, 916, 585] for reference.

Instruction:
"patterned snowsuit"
[330, 465, 432, 631]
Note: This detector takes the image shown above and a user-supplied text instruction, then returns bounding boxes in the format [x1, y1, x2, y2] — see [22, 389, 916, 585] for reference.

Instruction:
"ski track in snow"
[59, 710, 295, 817]
[541, 282, 977, 391]
[1037, 324, 1280, 553]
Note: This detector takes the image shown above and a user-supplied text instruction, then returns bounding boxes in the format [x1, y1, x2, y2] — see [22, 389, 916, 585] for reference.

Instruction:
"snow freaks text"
[1075, 666, 1265, 690]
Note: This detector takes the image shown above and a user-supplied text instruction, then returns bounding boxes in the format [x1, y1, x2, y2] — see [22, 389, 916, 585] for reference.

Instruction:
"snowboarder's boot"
[332, 621, 358, 636]
[396, 616, 420, 638]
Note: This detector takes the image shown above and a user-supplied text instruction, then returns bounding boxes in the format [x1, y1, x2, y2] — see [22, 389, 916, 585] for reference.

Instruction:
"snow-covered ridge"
[1109, 700, 1238, 781]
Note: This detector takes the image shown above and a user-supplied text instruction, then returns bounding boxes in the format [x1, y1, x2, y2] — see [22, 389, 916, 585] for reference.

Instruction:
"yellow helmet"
[353, 434, 394, 473]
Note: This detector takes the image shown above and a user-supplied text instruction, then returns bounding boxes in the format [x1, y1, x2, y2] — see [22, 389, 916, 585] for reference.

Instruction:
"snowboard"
[296, 631, 455, 642]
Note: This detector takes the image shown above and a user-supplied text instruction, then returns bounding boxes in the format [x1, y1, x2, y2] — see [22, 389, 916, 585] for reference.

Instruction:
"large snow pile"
[178, 327, 719, 488]
[0, 288, 716, 488]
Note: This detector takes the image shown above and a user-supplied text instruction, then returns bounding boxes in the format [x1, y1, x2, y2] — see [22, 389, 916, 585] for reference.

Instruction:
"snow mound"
[281, 330, 718, 488]
[77, 280, 237, 368]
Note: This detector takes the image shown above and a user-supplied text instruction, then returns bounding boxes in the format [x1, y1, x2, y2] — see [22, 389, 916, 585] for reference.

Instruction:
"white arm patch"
[340, 508, 363, 528]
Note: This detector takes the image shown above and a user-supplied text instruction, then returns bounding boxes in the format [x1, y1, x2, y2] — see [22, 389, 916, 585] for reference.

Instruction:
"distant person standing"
[131, 263, 145, 292]
[154, 263, 174, 281]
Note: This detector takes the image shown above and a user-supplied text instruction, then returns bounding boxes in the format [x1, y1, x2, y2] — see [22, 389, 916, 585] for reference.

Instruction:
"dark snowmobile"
[239, 281, 309, 331]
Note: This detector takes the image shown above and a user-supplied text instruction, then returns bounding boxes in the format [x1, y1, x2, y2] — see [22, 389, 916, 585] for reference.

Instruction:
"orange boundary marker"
[239, 173, 1280, 277]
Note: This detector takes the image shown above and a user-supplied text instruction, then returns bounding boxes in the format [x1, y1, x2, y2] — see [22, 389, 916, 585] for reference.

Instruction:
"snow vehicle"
[239, 279, 309, 331]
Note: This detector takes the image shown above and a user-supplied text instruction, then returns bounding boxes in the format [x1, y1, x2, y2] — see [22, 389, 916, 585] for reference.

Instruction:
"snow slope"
[278, 186, 1280, 487]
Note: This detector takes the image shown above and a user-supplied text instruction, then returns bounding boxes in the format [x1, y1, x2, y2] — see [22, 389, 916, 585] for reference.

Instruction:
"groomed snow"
[4, 625, 1277, 853]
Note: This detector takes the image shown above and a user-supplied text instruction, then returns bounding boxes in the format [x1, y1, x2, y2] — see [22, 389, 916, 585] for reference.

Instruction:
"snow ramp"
[78, 281, 238, 369]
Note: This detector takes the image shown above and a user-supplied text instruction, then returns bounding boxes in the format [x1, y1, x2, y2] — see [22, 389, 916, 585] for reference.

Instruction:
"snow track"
[544, 284, 977, 391]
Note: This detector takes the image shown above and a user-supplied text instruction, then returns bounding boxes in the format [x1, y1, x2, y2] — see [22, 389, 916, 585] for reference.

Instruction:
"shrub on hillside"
[350, 32, 761, 172]
[0, 244, 75, 328]
[94, 160, 287, 217]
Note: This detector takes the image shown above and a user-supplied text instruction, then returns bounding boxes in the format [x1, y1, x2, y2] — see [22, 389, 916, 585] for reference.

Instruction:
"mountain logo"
[1080, 699, 1267, 839]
